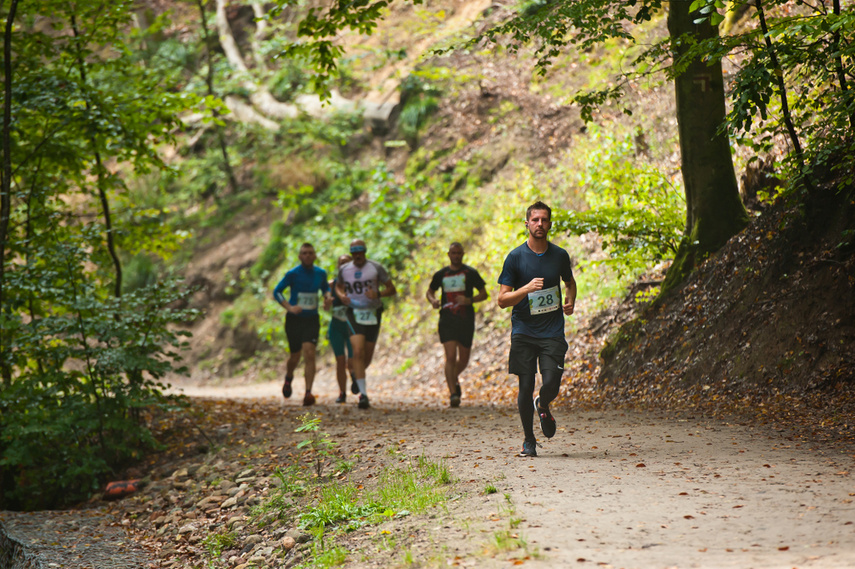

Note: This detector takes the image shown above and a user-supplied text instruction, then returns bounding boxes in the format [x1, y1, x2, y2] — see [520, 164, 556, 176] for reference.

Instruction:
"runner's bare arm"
[335, 280, 350, 305]
[471, 286, 488, 305]
[563, 275, 577, 315]
[379, 279, 397, 298]
[426, 287, 441, 309]
[497, 279, 543, 309]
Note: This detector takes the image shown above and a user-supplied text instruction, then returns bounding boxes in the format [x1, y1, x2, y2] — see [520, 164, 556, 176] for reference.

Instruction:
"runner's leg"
[442, 341, 458, 394]
[510, 335, 538, 443]
[350, 334, 368, 393]
[285, 315, 301, 378]
[537, 338, 567, 407]
[335, 355, 347, 394]
[539, 368, 561, 407]
[286, 350, 301, 378]
[518, 373, 537, 442]
[455, 344, 471, 383]
[302, 342, 316, 393]
[363, 341, 377, 371]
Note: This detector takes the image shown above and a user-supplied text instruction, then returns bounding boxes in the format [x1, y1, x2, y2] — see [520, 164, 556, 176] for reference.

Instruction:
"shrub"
[0, 239, 196, 509]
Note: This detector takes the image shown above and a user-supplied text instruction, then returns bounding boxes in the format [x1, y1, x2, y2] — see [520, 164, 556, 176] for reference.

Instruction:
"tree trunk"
[196, 0, 239, 194]
[832, 0, 855, 133]
[71, 15, 123, 298]
[662, 1, 750, 294]
[1, 0, 19, 387]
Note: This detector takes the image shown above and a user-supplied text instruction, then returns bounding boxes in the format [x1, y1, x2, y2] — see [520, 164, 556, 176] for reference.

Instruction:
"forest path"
[168, 371, 855, 569]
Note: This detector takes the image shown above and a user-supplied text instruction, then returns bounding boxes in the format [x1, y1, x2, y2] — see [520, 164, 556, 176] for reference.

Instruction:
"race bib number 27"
[353, 308, 378, 325]
[528, 285, 560, 315]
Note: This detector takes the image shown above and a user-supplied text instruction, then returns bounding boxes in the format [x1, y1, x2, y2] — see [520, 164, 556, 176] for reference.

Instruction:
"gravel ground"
[3, 370, 855, 569]
[0, 508, 154, 569]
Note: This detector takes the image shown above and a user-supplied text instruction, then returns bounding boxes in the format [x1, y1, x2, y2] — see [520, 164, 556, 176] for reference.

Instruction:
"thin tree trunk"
[754, 0, 815, 193]
[832, 0, 855, 133]
[250, 1, 269, 72]
[196, 0, 239, 194]
[71, 15, 123, 298]
[24, 157, 46, 376]
[0, 0, 19, 387]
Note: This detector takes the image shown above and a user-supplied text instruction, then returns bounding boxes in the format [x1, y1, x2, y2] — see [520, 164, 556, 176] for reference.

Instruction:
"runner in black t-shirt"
[498, 201, 577, 458]
[426, 242, 488, 407]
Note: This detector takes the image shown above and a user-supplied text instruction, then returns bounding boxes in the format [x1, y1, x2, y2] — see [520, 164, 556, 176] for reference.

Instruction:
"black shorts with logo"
[508, 334, 568, 376]
[285, 313, 321, 353]
[345, 307, 383, 343]
[438, 315, 476, 348]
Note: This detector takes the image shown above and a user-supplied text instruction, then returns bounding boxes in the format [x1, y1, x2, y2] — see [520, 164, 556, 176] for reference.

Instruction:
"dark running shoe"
[534, 396, 556, 439]
[519, 440, 538, 457]
[282, 376, 293, 399]
[449, 383, 462, 407]
[302, 392, 316, 407]
[358, 394, 370, 409]
[336, 392, 346, 404]
[350, 378, 360, 395]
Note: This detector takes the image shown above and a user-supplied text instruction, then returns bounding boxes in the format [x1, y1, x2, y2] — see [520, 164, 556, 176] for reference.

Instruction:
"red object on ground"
[103, 479, 142, 500]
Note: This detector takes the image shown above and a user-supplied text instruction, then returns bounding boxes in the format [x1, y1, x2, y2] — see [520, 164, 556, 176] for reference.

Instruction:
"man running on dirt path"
[273, 243, 332, 406]
[497, 201, 576, 457]
[327, 254, 357, 404]
[335, 239, 397, 409]
[426, 242, 488, 408]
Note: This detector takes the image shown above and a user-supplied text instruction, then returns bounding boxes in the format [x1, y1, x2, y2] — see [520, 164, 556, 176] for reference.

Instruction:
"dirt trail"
[167, 369, 855, 569]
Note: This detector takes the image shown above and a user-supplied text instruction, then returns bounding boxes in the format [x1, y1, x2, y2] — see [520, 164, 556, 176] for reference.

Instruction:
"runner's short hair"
[449, 242, 464, 251]
[300, 242, 314, 251]
[526, 201, 552, 221]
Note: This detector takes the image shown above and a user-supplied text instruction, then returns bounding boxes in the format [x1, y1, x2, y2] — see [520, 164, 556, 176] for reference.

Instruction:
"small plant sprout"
[296, 413, 338, 478]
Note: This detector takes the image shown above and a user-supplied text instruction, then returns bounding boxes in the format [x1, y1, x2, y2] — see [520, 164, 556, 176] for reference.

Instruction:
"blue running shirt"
[272, 265, 329, 317]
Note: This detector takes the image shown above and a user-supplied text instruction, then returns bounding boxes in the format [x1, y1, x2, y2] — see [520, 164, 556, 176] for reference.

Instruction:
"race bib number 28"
[528, 285, 560, 315]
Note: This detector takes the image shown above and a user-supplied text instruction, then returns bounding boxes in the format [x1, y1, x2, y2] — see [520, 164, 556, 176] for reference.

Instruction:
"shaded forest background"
[0, 0, 853, 510]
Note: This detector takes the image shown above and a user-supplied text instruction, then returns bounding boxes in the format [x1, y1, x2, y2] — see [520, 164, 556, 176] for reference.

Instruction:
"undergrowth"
[229, 415, 456, 568]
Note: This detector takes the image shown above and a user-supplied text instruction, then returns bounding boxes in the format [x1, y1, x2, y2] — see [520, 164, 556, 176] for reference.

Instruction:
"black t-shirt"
[428, 264, 487, 321]
[497, 242, 573, 338]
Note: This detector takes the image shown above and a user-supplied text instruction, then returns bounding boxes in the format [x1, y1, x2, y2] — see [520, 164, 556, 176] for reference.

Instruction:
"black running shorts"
[508, 334, 568, 376]
[438, 315, 476, 348]
[285, 313, 320, 353]
[345, 307, 383, 343]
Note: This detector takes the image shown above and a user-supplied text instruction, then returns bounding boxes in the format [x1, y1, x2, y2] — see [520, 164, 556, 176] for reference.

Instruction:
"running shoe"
[519, 440, 537, 457]
[358, 394, 370, 409]
[534, 396, 556, 439]
[336, 392, 346, 404]
[303, 392, 316, 407]
[350, 379, 360, 395]
[449, 393, 461, 408]
[282, 376, 293, 399]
